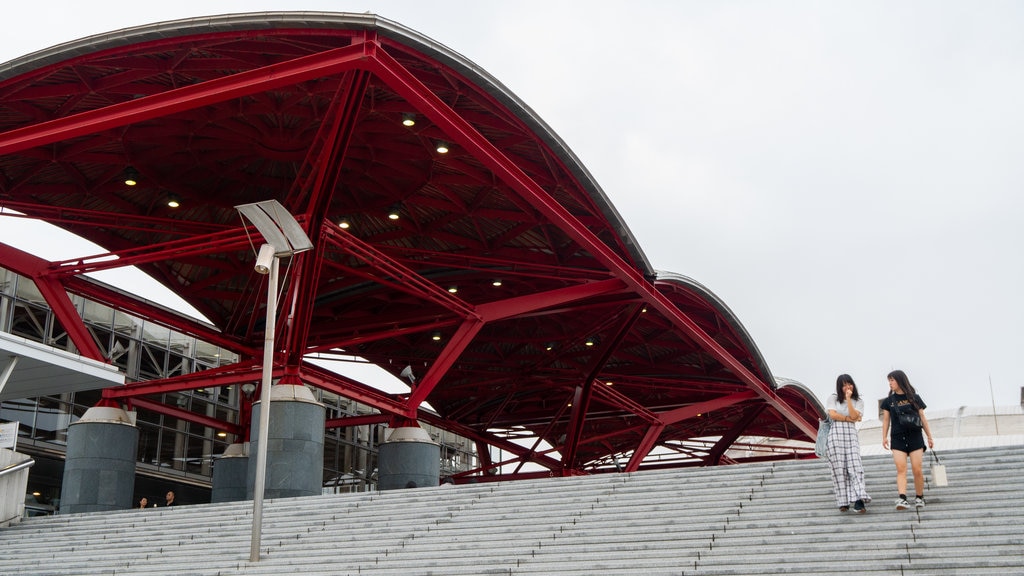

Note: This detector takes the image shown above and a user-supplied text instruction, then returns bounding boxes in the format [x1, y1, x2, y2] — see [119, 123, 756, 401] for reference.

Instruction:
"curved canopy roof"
[0, 12, 822, 476]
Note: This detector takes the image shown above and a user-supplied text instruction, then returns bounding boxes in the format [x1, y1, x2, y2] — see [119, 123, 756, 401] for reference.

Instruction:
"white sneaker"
[895, 497, 909, 510]
[914, 496, 925, 508]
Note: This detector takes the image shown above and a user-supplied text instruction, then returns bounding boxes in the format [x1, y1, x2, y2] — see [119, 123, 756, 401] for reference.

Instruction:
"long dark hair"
[835, 374, 860, 400]
[887, 369, 919, 409]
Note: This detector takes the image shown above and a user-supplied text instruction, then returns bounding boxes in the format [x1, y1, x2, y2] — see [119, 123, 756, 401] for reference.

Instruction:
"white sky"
[1, 1, 1022, 419]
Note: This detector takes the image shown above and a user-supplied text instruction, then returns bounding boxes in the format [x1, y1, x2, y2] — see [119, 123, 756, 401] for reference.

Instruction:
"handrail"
[0, 458, 35, 478]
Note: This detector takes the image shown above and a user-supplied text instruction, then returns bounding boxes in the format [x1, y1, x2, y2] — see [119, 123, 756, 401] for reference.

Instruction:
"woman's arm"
[827, 409, 848, 422]
[881, 410, 890, 449]
[846, 398, 862, 422]
[919, 409, 934, 449]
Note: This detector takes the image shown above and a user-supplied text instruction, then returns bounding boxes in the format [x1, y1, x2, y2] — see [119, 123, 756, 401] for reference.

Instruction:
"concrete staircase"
[0, 445, 1020, 575]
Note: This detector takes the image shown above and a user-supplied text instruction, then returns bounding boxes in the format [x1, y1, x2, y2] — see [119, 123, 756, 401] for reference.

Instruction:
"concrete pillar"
[377, 426, 440, 490]
[60, 406, 138, 514]
[247, 384, 325, 499]
[211, 442, 249, 503]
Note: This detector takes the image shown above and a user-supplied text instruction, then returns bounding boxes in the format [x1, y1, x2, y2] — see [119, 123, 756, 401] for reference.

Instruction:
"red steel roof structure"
[0, 12, 823, 479]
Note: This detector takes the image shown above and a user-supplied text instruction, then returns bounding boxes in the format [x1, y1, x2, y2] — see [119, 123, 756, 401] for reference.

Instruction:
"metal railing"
[0, 458, 35, 478]
[1, 457, 36, 526]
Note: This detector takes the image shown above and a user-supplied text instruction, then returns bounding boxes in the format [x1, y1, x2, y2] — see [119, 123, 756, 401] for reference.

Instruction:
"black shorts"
[890, 429, 926, 453]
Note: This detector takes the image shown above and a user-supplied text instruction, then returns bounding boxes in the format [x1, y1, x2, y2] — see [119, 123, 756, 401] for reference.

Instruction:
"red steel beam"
[366, 50, 817, 441]
[130, 396, 242, 437]
[0, 202, 227, 236]
[657, 390, 759, 426]
[0, 39, 377, 157]
[404, 317, 484, 413]
[48, 229, 254, 276]
[324, 413, 390, 429]
[103, 361, 264, 399]
[0, 243, 105, 360]
[282, 72, 369, 365]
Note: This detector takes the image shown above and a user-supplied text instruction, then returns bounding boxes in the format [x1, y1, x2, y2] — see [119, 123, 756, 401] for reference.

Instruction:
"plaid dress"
[825, 394, 870, 507]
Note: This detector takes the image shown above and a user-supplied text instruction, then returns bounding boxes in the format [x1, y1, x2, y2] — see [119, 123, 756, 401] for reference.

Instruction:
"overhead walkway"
[0, 445, 1021, 575]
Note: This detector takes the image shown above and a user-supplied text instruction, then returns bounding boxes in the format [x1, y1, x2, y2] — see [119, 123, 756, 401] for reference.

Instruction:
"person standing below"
[880, 369, 934, 510]
[164, 490, 176, 507]
[826, 374, 870, 513]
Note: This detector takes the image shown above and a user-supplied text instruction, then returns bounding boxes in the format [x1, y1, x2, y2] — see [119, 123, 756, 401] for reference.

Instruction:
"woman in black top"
[880, 369, 934, 510]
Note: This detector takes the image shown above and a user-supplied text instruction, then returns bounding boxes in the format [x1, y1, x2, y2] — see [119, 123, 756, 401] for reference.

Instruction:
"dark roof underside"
[0, 12, 821, 475]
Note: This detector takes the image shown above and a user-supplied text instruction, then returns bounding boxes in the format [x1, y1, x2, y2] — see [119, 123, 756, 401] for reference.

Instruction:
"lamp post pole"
[234, 200, 311, 563]
[249, 251, 278, 562]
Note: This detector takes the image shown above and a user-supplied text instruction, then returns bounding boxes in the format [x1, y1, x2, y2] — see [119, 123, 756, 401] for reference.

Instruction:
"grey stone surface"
[59, 421, 138, 514]
[378, 438, 441, 490]
[247, 398, 325, 499]
[211, 455, 249, 503]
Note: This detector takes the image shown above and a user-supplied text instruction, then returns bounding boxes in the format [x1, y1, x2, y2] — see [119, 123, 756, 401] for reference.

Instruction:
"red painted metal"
[130, 396, 242, 437]
[0, 16, 824, 482]
[0, 41, 376, 157]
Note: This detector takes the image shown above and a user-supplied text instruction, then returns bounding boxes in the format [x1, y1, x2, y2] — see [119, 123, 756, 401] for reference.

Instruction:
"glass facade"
[0, 267, 477, 511]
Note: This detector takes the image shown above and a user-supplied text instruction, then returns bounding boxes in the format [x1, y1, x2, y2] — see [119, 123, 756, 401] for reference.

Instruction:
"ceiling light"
[447, 286, 458, 293]
[545, 342, 555, 351]
[338, 218, 351, 229]
[167, 194, 181, 208]
[123, 167, 139, 186]
[432, 331, 442, 341]
[491, 279, 502, 287]
[402, 113, 416, 127]
[387, 205, 401, 220]
[585, 337, 596, 347]
[435, 140, 450, 154]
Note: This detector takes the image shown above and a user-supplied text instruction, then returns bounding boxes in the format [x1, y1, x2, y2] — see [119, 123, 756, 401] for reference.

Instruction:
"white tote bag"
[930, 450, 948, 487]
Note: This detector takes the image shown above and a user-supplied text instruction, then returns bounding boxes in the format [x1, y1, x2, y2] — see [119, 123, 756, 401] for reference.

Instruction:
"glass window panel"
[81, 300, 114, 327]
[168, 331, 192, 355]
[157, 426, 179, 469]
[14, 276, 44, 303]
[219, 350, 238, 366]
[10, 301, 48, 342]
[0, 399, 39, 434]
[194, 340, 220, 365]
[139, 343, 168, 380]
[141, 320, 170, 347]
[0, 268, 14, 294]
[49, 315, 70, 350]
[167, 353, 191, 377]
[136, 421, 161, 466]
[33, 396, 73, 444]
[185, 435, 206, 474]
[112, 310, 138, 336]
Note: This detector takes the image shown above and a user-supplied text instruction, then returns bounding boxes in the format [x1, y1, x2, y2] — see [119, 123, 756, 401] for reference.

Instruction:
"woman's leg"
[909, 449, 925, 495]
[891, 449, 908, 495]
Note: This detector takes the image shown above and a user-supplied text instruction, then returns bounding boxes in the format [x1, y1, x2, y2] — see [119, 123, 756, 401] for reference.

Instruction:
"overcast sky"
[1, 1, 1022, 418]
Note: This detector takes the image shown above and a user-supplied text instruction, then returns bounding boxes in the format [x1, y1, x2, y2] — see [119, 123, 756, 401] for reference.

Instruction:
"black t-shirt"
[881, 393, 927, 435]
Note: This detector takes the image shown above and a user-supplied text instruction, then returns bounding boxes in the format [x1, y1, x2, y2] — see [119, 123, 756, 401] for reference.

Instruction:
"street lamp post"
[234, 201, 312, 563]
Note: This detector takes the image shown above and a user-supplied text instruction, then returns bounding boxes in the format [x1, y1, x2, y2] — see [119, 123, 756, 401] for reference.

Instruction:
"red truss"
[0, 12, 823, 477]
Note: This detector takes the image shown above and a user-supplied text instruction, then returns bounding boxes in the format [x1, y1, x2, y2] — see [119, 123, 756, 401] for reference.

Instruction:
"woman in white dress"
[826, 374, 870, 513]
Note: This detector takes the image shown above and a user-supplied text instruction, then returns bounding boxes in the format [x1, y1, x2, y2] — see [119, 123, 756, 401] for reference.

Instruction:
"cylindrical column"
[247, 384, 325, 499]
[211, 443, 249, 503]
[60, 406, 138, 514]
[377, 426, 440, 490]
